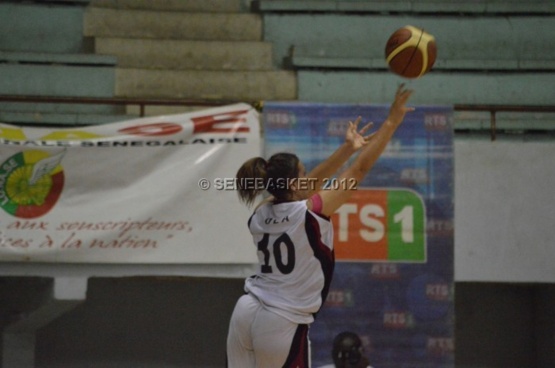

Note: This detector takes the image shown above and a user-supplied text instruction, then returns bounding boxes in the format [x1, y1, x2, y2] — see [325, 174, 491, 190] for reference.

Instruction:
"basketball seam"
[385, 37, 419, 63]
[402, 28, 423, 77]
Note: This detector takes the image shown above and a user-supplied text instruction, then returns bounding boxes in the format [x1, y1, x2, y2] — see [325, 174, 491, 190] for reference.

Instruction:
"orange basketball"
[385, 25, 437, 79]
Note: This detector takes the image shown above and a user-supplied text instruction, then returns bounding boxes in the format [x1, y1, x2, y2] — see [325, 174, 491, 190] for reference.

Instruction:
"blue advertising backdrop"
[262, 103, 454, 368]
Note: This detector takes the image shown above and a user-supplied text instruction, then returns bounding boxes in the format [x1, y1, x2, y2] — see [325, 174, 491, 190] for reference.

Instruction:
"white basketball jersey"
[245, 200, 335, 324]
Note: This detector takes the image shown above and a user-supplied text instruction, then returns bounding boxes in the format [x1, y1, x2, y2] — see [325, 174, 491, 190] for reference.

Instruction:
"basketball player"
[226, 85, 413, 368]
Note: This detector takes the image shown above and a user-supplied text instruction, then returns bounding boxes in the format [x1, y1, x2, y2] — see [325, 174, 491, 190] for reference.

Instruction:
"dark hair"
[236, 152, 300, 206]
[332, 331, 363, 367]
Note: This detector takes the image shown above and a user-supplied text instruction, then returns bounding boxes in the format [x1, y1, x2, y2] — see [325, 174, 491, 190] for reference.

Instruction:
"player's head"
[236, 152, 304, 206]
[332, 331, 364, 368]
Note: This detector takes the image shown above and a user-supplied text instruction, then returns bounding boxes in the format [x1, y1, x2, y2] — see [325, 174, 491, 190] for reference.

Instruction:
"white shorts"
[226, 293, 310, 368]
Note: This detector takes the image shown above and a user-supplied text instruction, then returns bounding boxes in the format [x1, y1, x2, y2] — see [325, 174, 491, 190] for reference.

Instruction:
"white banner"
[0, 104, 260, 264]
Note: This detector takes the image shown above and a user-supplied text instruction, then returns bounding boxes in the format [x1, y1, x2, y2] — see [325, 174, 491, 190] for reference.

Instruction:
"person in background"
[317, 331, 374, 368]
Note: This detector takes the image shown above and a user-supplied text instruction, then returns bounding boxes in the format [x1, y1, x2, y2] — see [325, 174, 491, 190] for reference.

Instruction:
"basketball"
[385, 25, 437, 79]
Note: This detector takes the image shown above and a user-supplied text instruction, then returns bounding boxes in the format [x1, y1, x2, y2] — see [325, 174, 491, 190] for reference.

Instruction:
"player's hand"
[387, 83, 414, 127]
[346, 116, 375, 150]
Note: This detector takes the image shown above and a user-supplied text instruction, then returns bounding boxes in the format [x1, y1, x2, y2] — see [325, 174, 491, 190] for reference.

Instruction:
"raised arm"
[305, 118, 373, 195]
[313, 84, 414, 217]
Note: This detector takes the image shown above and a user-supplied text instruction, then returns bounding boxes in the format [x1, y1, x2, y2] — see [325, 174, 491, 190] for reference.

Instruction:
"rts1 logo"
[426, 283, 451, 301]
[332, 189, 426, 262]
[383, 311, 414, 329]
[370, 264, 400, 280]
[325, 289, 354, 308]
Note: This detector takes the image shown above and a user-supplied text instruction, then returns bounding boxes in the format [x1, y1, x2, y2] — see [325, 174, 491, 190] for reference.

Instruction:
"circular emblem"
[0, 150, 65, 219]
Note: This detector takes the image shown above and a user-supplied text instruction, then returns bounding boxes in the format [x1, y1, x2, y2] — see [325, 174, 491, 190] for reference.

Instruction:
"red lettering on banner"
[119, 123, 182, 137]
[191, 110, 250, 133]
[1, 238, 31, 248]
[61, 232, 82, 248]
[8, 221, 48, 230]
[89, 236, 158, 249]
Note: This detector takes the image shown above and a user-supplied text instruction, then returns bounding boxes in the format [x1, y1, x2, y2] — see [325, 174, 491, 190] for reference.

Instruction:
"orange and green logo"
[332, 188, 426, 262]
[0, 150, 65, 219]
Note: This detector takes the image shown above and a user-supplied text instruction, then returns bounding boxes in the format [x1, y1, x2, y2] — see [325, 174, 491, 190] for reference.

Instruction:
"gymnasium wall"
[455, 138, 555, 283]
[1, 1, 554, 368]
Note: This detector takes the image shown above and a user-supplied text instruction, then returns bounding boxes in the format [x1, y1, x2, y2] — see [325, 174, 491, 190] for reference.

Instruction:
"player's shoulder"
[256, 199, 309, 212]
